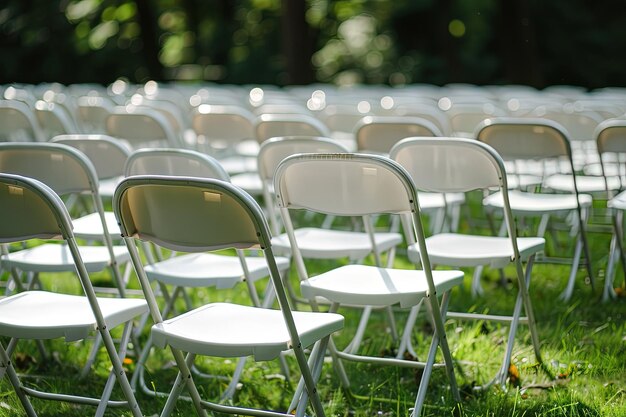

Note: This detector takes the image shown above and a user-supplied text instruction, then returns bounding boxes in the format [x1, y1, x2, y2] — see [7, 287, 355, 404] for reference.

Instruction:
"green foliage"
[2, 1, 626, 87]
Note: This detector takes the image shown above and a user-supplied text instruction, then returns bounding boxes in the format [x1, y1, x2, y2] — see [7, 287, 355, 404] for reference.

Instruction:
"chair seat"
[144, 252, 290, 288]
[0, 291, 147, 341]
[1, 243, 129, 273]
[544, 173, 622, 193]
[152, 302, 344, 361]
[271, 227, 402, 260]
[301, 264, 464, 308]
[408, 233, 545, 268]
[230, 172, 263, 196]
[72, 211, 122, 240]
[418, 192, 465, 210]
[483, 190, 592, 214]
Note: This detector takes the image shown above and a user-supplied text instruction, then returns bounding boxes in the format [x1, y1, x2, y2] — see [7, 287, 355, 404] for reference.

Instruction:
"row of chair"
[1, 134, 551, 416]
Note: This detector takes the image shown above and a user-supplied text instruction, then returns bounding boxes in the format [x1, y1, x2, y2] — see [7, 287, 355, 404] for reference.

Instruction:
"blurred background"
[1, 0, 625, 88]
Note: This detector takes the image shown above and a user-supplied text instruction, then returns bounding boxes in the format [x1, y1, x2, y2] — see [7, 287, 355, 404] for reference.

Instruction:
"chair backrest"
[389, 137, 523, 260]
[34, 100, 80, 138]
[0, 142, 98, 196]
[595, 119, 626, 197]
[124, 148, 229, 181]
[274, 152, 440, 286]
[0, 100, 43, 142]
[51, 134, 131, 181]
[0, 173, 73, 243]
[257, 136, 348, 182]
[354, 116, 441, 154]
[528, 106, 603, 142]
[596, 119, 626, 155]
[192, 104, 255, 149]
[475, 117, 572, 161]
[115, 176, 299, 334]
[254, 113, 331, 144]
[274, 153, 418, 217]
[445, 102, 507, 137]
[106, 107, 182, 149]
[76, 96, 115, 133]
[257, 136, 348, 234]
[115, 176, 270, 253]
[389, 137, 506, 193]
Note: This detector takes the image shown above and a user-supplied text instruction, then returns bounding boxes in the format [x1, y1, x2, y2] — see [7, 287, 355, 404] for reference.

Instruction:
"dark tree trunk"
[499, 0, 543, 87]
[135, 0, 164, 80]
[281, 0, 314, 85]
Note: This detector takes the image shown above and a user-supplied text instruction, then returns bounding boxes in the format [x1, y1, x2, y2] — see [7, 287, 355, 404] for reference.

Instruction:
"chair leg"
[0, 341, 38, 417]
[559, 236, 582, 301]
[396, 300, 424, 360]
[413, 291, 456, 417]
[81, 333, 102, 378]
[496, 255, 541, 387]
[162, 350, 208, 417]
[578, 207, 595, 292]
[604, 232, 619, 301]
[95, 321, 133, 417]
[98, 323, 143, 417]
[289, 335, 332, 416]
[344, 306, 372, 354]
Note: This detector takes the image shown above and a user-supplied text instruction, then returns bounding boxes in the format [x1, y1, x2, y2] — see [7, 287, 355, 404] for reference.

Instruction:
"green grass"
[1, 207, 625, 417]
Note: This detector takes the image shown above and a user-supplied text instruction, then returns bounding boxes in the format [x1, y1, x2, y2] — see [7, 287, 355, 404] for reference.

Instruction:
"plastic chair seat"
[483, 190, 593, 214]
[271, 227, 402, 260]
[409, 233, 545, 268]
[144, 252, 290, 288]
[301, 264, 464, 308]
[1, 243, 129, 273]
[72, 211, 122, 240]
[0, 291, 147, 341]
[152, 302, 344, 361]
[544, 173, 622, 193]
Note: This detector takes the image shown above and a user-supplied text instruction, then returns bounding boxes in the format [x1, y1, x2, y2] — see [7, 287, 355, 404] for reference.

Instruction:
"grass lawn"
[1, 201, 625, 417]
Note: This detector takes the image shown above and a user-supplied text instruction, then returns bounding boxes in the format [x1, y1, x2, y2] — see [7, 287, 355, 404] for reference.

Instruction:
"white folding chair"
[475, 118, 594, 300]
[596, 119, 626, 301]
[0, 143, 130, 297]
[274, 153, 463, 416]
[0, 173, 147, 417]
[390, 137, 545, 389]
[258, 137, 405, 342]
[115, 175, 344, 417]
[122, 148, 291, 399]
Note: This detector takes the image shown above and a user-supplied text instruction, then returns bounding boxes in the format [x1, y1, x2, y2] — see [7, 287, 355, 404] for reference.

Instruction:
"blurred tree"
[1, 0, 625, 88]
